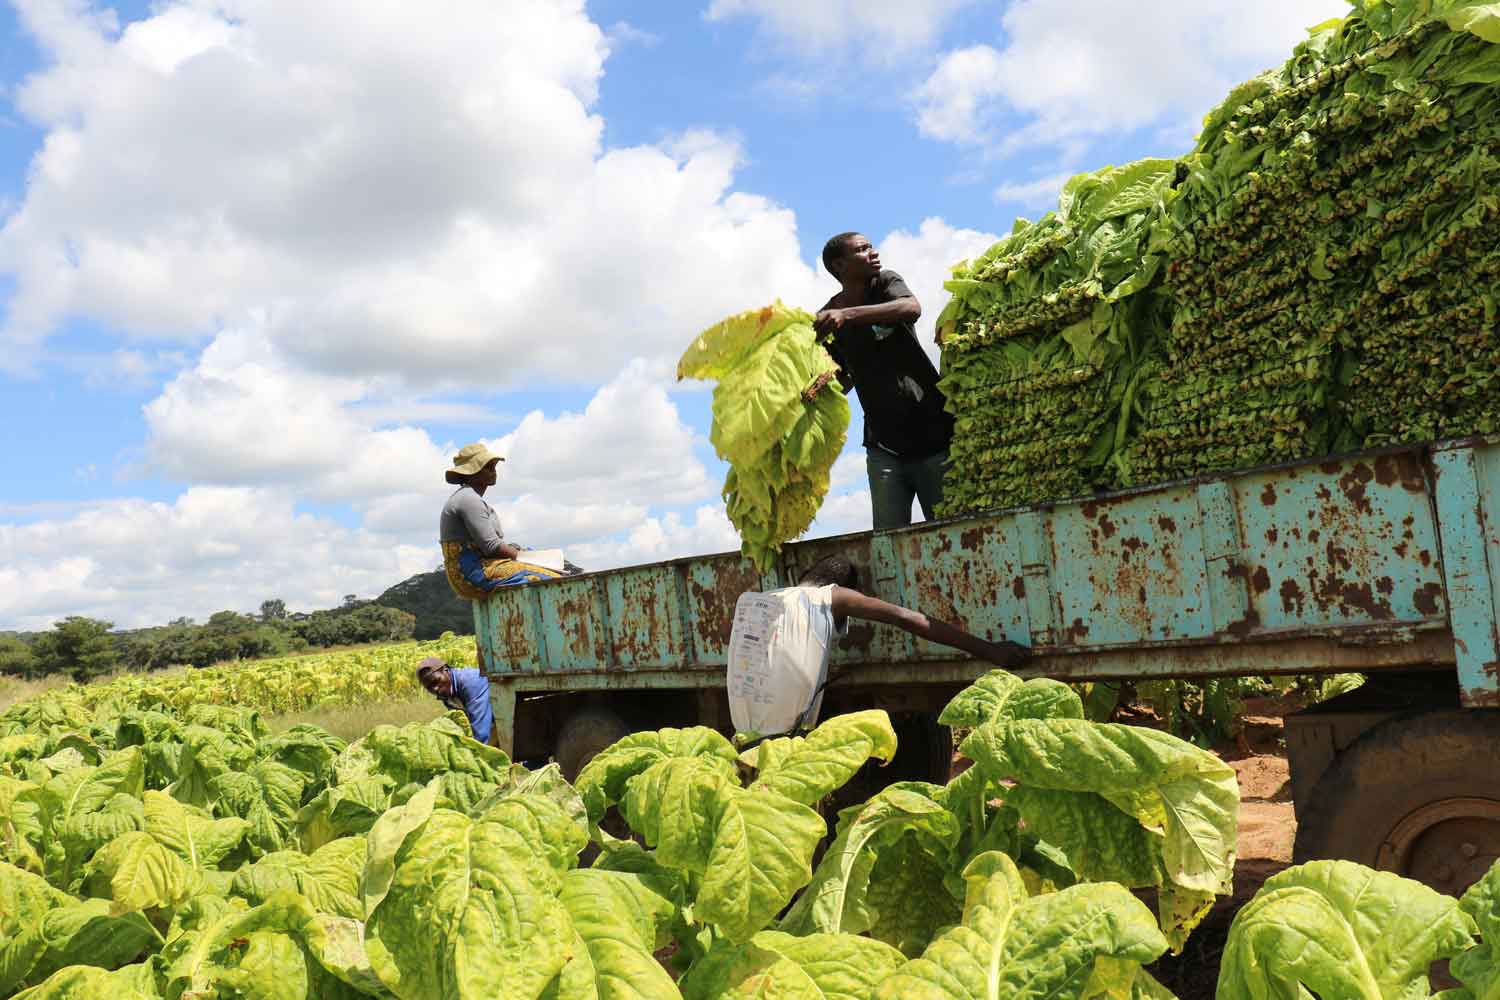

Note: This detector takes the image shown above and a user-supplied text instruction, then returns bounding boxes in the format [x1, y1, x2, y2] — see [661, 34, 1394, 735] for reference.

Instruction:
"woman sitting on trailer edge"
[438, 442, 578, 600]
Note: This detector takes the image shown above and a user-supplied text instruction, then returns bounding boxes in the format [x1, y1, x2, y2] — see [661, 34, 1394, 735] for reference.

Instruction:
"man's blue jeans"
[867, 448, 948, 530]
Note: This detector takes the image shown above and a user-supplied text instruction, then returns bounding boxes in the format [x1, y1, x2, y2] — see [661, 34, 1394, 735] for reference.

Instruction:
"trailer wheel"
[554, 706, 630, 782]
[1293, 710, 1500, 896]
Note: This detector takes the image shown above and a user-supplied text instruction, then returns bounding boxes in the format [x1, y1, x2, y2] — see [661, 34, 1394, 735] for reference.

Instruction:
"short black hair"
[821, 232, 861, 274]
[799, 554, 859, 589]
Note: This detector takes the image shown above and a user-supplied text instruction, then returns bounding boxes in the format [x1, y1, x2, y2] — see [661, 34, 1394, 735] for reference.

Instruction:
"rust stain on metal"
[1250, 566, 1271, 594]
[1420, 549, 1433, 567]
[1317, 579, 1394, 621]
[1223, 607, 1262, 638]
[1081, 501, 1101, 520]
[1320, 460, 1343, 475]
[1338, 463, 1375, 515]
[557, 591, 594, 662]
[689, 562, 761, 652]
[1376, 576, 1394, 596]
[1261, 483, 1277, 506]
[1157, 515, 1177, 534]
[1098, 513, 1118, 539]
[1280, 579, 1305, 616]
[1012, 577, 1026, 599]
[841, 621, 876, 652]
[1413, 582, 1443, 617]
[1066, 618, 1090, 642]
[1266, 528, 1279, 545]
[960, 527, 984, 551]
[1121, 537, 1146, 556]
[611, 573, 669, 665]
[1466, 686, 1500, 707]
[917, 575, 962, 627]
[494, 599, 535, 660]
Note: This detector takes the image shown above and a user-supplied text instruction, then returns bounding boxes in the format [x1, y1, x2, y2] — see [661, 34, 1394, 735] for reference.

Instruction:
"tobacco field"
[2, 666, 1497, 999]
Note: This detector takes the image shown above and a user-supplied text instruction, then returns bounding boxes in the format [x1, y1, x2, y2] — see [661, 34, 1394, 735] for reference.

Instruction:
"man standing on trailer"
[812, 232, 955, 530]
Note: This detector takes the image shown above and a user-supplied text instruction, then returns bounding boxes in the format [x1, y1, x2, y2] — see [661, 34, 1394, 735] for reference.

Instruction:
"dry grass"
[0, 675, 72, 714]
[264, 695, 445, 743]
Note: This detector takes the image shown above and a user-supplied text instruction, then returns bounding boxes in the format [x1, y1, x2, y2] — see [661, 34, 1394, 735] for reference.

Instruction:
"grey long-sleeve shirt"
[439, 486, 506, 557]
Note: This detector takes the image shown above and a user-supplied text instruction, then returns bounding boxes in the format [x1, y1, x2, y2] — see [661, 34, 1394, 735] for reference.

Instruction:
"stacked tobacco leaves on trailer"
[935, 160, 1178, 515]
[1132, 4, 1500, 481]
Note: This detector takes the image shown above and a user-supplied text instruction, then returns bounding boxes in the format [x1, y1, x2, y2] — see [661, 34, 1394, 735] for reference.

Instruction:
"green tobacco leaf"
[359, 779, 439, 918]
[57, 792, 143, 889]
[472, 791, 588, 878]
[708, 321, 834, 468]
[295, 776, 393, 852]
[9, 962, 162, 1000]
[80, 831, 194, 917]
[1216, 860, 1478, 1000]
[29, 747, 144, 884]
[678, 300, 815, 381]
[209, 759, 307, 857]
[621, 756, 825, 943]
[142, 789, 248, 870]
[254, 725, 346, 787]
[364, 808, 573, 1000]
[0, 861, 68, 994]
[1454, 860, 1500, 1000]
[22, 898, 159, 988]
[555, 867, 683, 1000]
[874, 851, 1167, 1000]
[864, 833, 962, 958]
[159, 891, 366, 1000]
[491, 762, 590, 832]
[961, 718, 1238, 950]
[231, 836, 367, 919]
[681, 930, 905, 1000]
[1441, 1, 1500, 41]
[779, 785, 959, 938]
[0, 775, 44, 872]
[937, 670, 1085, 728]
[744, 710, 898, 806]
[167, 725, 255, 809]
[355, 714, 511, 789]
[575, 726, 739, 826]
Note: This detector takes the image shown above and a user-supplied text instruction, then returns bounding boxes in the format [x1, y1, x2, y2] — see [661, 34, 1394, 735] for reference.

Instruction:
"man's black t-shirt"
[820, 270, 954, 460]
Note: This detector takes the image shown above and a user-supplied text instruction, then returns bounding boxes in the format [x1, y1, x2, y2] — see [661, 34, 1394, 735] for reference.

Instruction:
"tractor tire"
[554, 705, 631, 782]
[1292, 709, 1500, 897]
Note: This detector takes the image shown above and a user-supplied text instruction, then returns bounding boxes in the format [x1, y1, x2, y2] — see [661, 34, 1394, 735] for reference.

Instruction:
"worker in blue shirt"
[416, 656, 495, 745]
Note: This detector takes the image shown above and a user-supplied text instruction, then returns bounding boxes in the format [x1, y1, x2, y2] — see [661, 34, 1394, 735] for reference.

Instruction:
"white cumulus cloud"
[0, 0, 821, 380]
[914, 0, 1349, 151]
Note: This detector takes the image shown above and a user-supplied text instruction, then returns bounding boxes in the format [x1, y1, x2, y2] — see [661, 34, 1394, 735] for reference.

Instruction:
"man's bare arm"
[814, 295, 921, 334]
[830, 586, 1029, 667]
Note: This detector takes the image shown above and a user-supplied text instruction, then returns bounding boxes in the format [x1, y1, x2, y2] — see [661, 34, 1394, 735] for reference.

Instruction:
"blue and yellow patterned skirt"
[441, 541, 563, 601]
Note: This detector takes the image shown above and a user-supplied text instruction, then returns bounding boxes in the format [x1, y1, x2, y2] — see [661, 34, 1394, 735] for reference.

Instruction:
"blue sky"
[0, 0, 1346, 630]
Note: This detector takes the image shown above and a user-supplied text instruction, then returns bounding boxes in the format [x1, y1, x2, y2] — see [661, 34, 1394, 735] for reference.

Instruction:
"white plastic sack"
[726, 584, 841, 736]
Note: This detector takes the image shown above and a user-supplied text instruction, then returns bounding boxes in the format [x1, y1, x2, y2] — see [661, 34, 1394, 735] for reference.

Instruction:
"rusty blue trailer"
[472, 435, 1500, 889]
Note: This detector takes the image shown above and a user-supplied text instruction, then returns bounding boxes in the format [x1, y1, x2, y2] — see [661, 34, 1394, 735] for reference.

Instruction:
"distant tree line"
[0, 597, 417, 683]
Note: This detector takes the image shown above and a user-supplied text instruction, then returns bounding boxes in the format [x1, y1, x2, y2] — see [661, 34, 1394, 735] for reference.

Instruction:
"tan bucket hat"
[445, 442, 504, 484]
